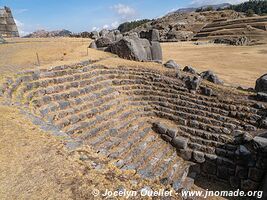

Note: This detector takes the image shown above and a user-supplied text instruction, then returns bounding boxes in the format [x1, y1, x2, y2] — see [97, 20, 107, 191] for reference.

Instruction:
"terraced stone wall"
[0, 62, 266, 191]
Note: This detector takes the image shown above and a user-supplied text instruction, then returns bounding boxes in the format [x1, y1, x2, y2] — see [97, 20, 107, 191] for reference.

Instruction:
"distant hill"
[169, 3, 231, 14]
[24, 29, 72, 38]
[129, 10, 245, 42]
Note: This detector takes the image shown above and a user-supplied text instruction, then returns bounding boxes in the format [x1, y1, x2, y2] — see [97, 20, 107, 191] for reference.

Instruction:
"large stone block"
[255, 74, 267, 93]
[150, 41, 162, 62]
[248, 168, 264, 182]
[193, 151, 205, 163]
[172, 136, 189, 150]
[241, 179, 260, 191]
[217, 166, 230, 180]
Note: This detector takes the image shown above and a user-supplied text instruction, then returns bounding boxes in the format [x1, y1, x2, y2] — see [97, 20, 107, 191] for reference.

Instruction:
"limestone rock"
[150, 41, 162, 62]
[107, 37, 162, 62]
[89, 31, 99, 39]
[164, 60, 180, 69]
[183, 66, 197, 74]
[139, 29, 160, 41]
[95, 37, 113, 48]
[184, 76, 202, 91]
[255, 74, 267, 93]
[201, 70, 223, 85]
[172, 136, 189, 150]
[89, 41, 97, 49]
[99, 29, 109, 37]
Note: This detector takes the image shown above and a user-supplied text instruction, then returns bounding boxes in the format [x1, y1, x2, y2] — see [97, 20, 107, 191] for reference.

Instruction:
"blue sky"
[0, 0, 246, 35]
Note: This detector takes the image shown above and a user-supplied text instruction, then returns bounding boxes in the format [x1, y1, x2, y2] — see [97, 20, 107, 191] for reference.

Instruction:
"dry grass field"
[1, 37, 262, 199]
[1, 38, 266, 88]
[162, 42, 267, 88]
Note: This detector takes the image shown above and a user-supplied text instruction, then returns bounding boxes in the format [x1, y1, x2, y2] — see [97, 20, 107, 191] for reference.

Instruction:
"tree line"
[196, 0, 267, 17]
[118, 19, 151, 33]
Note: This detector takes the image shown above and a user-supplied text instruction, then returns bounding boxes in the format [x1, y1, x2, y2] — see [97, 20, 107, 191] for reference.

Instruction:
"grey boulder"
[201, 70, 223, 85]
[255, 74, 267, 93]
[89, 41, 97, 49]
[164, 60, 180, 69]
[183, 66, 197, 74]
[107, 37, 162, 62]
[184, 76, 202, 91]
[99, 29, 109, 37]
[95, 37, 113, 48]
[89, 31, 99, 39]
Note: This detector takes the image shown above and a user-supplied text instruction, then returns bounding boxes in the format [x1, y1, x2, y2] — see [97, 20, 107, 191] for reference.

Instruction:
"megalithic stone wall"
[0, 6, 19, 38]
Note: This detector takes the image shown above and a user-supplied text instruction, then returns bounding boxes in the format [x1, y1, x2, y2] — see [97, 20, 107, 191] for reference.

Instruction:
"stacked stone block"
[0, 63, 266, 191]
[0, 6, 19, 37]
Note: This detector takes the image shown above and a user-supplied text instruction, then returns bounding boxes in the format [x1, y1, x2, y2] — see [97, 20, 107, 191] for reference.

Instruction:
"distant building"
[0, 6, 19, 37]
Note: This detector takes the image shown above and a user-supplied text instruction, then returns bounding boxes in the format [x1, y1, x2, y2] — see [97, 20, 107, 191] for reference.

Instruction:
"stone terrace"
[1, 63, 266, 191]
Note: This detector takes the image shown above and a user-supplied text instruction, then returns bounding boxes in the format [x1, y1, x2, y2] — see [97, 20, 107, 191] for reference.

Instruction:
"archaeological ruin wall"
[0, 6, 19, 38]
[0, 62, 266, 193]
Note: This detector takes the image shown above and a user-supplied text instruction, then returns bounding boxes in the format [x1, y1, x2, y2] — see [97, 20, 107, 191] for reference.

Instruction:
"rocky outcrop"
[214, 36, 250, 46]
[194, 16, 267, 45]
[95, 37, 113, 48]
[107, 37, 162, 62]
[90, 29, 163, 62]
[25, 29, 72, 38]
[0, 6, 19, 37]
[129, 10, 244, 42]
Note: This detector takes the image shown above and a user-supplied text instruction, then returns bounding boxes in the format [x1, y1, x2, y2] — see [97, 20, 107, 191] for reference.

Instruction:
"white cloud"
[14, 9, 29, 14]
[190, 0, 247, 7]
[111, 4, 137, 22]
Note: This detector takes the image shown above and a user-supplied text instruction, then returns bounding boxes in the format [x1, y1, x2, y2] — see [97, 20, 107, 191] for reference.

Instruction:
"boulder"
[201, 70, 223, 84]
[184, 76, 202, 91]
[183, 66, 197, 74]
[0, 35, 5, 44]
[164, 60, 180, 69]
[139, 29, 160, 41]
[115, 33, 123, 41]
[105, 31, 116, 42]
[150, 41, 162, 62]
[123, 32, 139, 38]
[99, 29, 109, 37]
[172, 136, 189, 150]
[256, 92, 267, 102]
[200, 86, 213, 96]
[89, 31, 99, 39]
[114, 30, 121, 35]
[107, 37, 162, 62]
[255, 74, 267, 93]
[89, 41, 97, 49]
[95, 37, 113, 48]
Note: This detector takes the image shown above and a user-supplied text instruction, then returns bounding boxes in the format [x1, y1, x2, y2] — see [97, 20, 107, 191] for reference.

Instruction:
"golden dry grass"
[1, 38, 266, 88]
[162, 42, 267, 87]
[0, 102, 179, 200]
